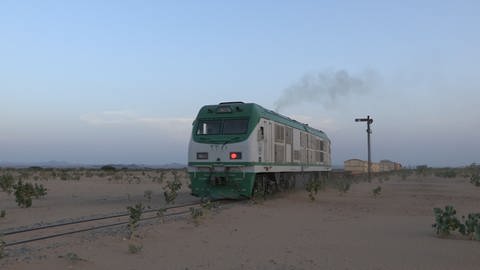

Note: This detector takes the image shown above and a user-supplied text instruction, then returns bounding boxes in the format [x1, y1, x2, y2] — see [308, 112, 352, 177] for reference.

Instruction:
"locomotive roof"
[197, 102, 330, 140]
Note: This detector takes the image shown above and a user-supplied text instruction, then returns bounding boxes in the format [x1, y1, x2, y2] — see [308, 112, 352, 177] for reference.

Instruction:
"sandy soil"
[1, 171, 480, 270]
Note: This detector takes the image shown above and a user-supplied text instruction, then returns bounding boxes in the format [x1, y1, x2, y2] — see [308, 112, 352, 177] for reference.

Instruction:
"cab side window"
[257, 127, 264, 141]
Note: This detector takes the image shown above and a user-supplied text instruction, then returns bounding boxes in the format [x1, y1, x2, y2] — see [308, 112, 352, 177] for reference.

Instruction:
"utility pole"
[355, 116, 373, 181]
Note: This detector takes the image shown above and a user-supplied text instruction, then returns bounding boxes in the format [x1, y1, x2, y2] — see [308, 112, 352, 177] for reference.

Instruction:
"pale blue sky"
[1, 1, 479, 166]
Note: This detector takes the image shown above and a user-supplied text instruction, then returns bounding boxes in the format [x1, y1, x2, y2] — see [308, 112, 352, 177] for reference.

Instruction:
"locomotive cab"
[188, 102, 258, 198]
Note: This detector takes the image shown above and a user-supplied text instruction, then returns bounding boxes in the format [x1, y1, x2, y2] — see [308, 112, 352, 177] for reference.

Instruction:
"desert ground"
[1, 168, 479, 270]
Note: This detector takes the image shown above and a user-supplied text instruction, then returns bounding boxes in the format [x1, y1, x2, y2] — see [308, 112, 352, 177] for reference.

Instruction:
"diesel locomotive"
[188, 102, 331, 199]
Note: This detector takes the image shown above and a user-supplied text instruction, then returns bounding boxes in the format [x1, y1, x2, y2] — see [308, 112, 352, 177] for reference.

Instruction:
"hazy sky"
[1, 1, 479, 167]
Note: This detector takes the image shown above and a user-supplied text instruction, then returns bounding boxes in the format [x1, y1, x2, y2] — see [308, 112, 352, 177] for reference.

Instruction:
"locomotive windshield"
[196, 119, 249, 135]
[196, 120, 222, 135]
[223, 119, 249, 134]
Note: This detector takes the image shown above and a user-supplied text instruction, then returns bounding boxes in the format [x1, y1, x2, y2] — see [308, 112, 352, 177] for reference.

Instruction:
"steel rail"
[1, 200, 202, 236]
[2, 198, 241, 248]
[4, 209, 191, 247]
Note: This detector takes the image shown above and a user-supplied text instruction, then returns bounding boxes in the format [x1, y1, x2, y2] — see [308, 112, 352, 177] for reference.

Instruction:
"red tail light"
[229, 152, 242, 160]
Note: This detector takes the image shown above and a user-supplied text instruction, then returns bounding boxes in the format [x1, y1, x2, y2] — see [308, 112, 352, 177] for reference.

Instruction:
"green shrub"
[128, 243, 143, 254]
[156, 208, 166, 222]
[100, 165, 116, 171]
[399, 169, 412, 180]
[335, 178, 351, 194]
[163, 178, 182, 205]
[33, 183, 47, 198]
[59, 171, 69, 181]
[0, 210, 5, 218]
[470, 173, 480, 187]
[433, 206, 462, 236]
[126, 203, 144, 238]
[416, 165, 430, 177]
[189, 207, 204, 226]
[305, 176, 324, 201]
[0, 174, 15, 194]
[13, 180, 47, 208]
[58, 252, 86, 263]
[460, 213, 480, 240]
[435, 168, 457, 178]
[201, 199, 217, 211]
[372, 186, 382, 198]
[143, 190, 153, 202]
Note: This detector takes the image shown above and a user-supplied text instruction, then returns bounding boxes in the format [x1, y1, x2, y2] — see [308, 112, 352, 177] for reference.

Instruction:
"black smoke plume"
[274, 69, 376, 112]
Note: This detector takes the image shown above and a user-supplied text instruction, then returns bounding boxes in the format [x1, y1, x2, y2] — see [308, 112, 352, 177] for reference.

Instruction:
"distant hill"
[0, 161, 187, 169]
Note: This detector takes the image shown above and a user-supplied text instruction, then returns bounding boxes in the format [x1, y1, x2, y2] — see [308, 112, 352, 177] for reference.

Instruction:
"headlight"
[196, 152, 208, 159]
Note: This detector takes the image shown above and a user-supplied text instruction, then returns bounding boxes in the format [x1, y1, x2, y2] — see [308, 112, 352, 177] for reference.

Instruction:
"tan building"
[379, 160, 396, 172]
[344, 159, 368, 174]
[345, 159, 402, 174]
[371, 163, 380, 173]
[394, 162, 402, 170]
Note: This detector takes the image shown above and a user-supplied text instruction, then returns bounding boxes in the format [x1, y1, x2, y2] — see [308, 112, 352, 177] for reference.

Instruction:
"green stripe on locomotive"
[189, 171, 256, 199]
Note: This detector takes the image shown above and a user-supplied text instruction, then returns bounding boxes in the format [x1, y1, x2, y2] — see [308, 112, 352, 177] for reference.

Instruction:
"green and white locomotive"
[188, 102, 331, 199]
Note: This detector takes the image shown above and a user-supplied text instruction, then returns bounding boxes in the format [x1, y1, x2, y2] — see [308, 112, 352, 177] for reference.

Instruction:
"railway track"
[1, 200, 218, 248]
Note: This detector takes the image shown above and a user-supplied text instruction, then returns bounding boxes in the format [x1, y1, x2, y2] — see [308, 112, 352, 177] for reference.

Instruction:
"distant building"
[379, 160, 396, 172]
[344, 159, 402, 174]
[371, 163, 380, 173]
[394, 162, 402, 170]
[344, 159, 368, 174]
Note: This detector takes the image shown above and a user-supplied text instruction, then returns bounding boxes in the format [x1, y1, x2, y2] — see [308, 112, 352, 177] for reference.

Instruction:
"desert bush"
[335, 178, 351, 194]
[133, 175, 141, 184]
[58, 252, 86, 263]
[152, 171, 165, 184]
[70, 172, 81, 181]
[460, 213, 480, 240]
[433, 206, 460, 236]
[33, 183, 47, 198]
[101, 165, 116, 171]
[156, 208, 166, 222]
[144, 190, 153, 202]
[305, 176, 324, 201]
[126, 203, 144, 239]
[163, 178, 182, 205]
[201, 198, 219, 211]
[470, 173, 480, 187]
[13, 180, 47, 208]
[416, 165, 430, 177]
[433, 206, 480, 240]
[432, 206, 462, 236]
[0, 174, 15, 194]
[189, 207, 204, 226]
[461, 163, 480, 178]
[398, 169, 412, 180]
[85, 170, 94, 178]
[18, 171, 31, 180]
[374, 173, 390, 183]
[113, 173, 124, 181]
[128, 243, 143, 254]
[372, 186, 382, 198]
[434, 168, 457, 178]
